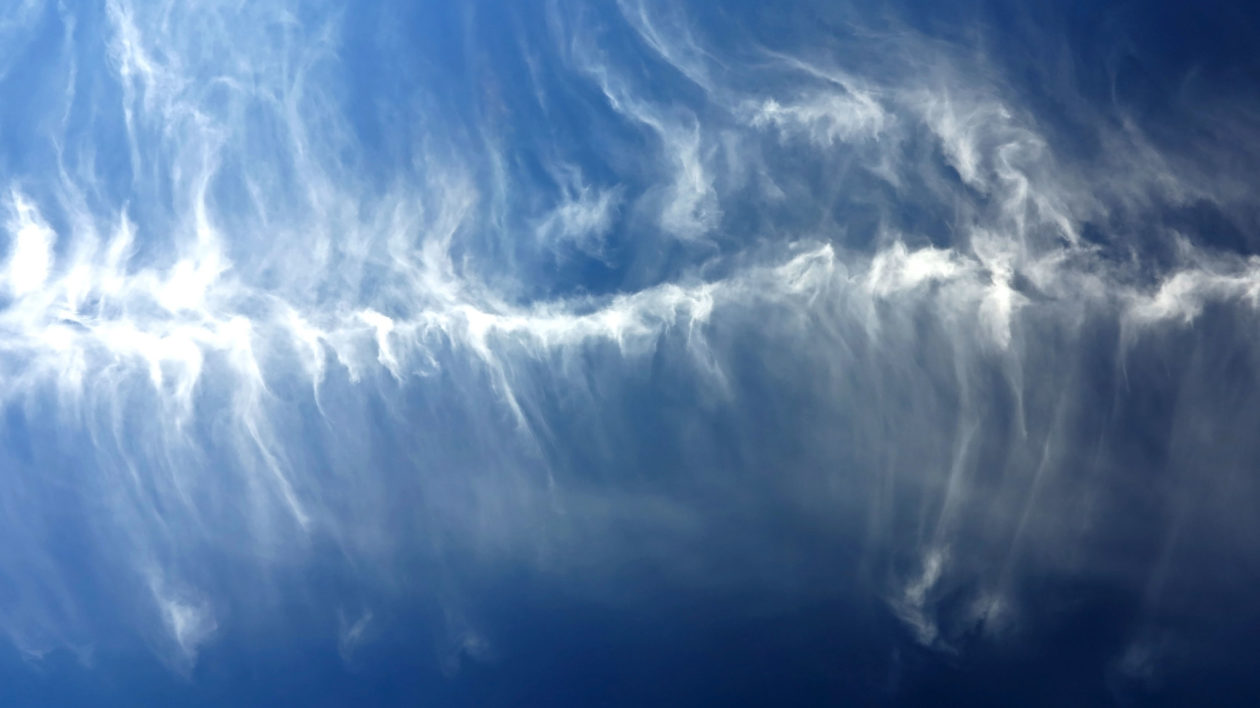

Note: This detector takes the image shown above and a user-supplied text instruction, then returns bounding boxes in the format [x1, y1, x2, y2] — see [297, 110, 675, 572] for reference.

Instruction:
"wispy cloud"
[0, 0, 1257, 696]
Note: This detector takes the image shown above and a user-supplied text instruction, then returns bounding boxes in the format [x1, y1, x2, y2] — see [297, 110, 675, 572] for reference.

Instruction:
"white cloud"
[0, 0, 1257, 685]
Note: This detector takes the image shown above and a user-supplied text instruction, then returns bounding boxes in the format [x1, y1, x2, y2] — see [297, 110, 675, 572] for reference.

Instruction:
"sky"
[1, 0, 1259, 705]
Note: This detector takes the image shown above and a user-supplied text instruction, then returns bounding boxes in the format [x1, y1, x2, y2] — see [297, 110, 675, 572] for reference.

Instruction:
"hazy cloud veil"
[1, 0, 1259, 704]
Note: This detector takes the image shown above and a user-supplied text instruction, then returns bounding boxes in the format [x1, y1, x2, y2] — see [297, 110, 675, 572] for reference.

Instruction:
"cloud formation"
[1, 0, 1259, 701]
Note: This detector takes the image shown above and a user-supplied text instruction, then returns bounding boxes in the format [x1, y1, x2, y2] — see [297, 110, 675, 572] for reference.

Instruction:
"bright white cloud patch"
[4, 192, 56, 298]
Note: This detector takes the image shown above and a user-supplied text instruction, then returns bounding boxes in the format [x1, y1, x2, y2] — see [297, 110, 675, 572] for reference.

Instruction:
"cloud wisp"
[1, 0, 1259, 700]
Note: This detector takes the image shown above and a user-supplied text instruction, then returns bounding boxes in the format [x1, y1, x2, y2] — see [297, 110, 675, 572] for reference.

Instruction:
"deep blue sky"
[1, 0, 1260, 705]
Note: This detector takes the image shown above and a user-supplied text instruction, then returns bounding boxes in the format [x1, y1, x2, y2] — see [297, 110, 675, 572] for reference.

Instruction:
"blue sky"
[2, 0, 1260, 705]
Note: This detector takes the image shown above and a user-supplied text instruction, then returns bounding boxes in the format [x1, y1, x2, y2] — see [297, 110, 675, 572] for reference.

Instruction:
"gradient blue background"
[2, 0, 1260, 705]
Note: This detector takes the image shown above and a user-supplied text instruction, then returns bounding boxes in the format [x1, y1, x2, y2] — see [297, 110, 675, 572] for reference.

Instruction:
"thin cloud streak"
[0, 0, 1256, 694]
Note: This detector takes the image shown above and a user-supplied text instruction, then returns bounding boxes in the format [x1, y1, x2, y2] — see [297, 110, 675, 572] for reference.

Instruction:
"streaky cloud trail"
[1, 0, 1259, 701]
